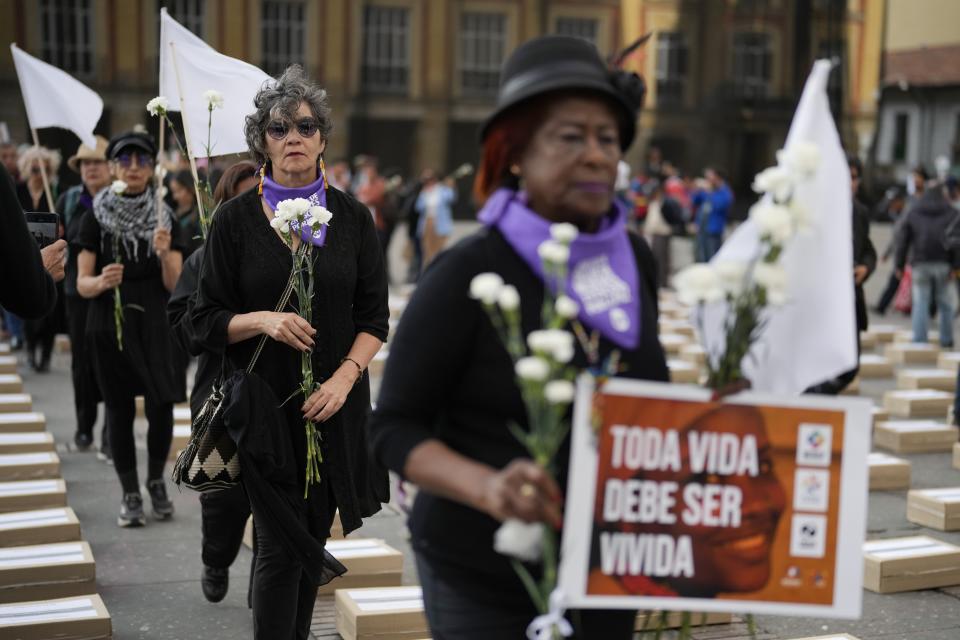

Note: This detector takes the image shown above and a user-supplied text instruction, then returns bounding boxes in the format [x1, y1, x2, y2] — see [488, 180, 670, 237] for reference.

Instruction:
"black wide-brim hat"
[106, 131, 157, 161]
[480, 35, 645, 151]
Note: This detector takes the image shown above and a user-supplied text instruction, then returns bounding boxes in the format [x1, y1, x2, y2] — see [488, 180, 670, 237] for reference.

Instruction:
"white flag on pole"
[159, 9, 273, 158]
[700, 60, 856, 393]
[10, 44, 103, 148]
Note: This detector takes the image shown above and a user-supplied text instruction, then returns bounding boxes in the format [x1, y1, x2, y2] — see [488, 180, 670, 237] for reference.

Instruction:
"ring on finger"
[519, 483, 537, 498]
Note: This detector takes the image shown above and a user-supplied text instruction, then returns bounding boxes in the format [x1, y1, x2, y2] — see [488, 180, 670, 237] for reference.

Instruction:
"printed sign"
[558, 378, 870, 618]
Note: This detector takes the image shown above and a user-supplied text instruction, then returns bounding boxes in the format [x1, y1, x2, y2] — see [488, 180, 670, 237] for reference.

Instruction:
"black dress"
[191, 186, 390, 537]
[75, 209, 185, 405]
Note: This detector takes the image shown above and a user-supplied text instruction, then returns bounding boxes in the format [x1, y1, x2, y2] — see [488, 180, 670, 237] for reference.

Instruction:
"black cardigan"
[191, 186, 390, 535]
[0, 165, 57, 318]
[368, 225, 669, 597]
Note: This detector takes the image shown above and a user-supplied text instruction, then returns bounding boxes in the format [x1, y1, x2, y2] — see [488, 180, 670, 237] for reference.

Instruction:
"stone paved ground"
[10, 220, 960, 639]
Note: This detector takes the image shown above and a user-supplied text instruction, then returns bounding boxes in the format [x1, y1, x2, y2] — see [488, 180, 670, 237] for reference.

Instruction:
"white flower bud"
[673, 264, 723, 306]
[537, 240, 570, 265]
[544, 379, 575, 405]
[549, 223, 579, 245]
[777, 141, 820, 178]
[203, 89, 225, 110]
[494, 519, 544, 563]
[515, 356, 551, 382]
[469, 272, 504, 305]
[527, 329, 574, 361]
[110, 180, 128, 195]
[146, 96, 169, 117]
[713, 260, 748, 298]
[497, 285, 520, 311]
[749, 201, 794, 244]
[555, 295, 579, 319]
[309, 205, 333, 226]
[752, 165, 794, 202]
[754, 262, 789, 306]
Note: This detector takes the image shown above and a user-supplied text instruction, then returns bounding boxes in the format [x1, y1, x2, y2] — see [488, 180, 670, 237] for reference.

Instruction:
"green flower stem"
[111, 229, 124, 352]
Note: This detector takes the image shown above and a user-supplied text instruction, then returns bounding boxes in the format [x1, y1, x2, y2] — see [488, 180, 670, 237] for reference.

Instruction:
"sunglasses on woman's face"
[115, 153, 154, 169]
[266, 118, 320, 140]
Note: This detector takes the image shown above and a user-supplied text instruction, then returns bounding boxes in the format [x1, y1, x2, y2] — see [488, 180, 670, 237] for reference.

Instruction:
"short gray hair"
[244, 65, 333, 166]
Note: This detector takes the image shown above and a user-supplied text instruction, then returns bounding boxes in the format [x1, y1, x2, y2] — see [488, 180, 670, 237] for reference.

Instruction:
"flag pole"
[155, 115, 166, 227]
[168, 42, 207, 227]
[29, 128, 55, 211]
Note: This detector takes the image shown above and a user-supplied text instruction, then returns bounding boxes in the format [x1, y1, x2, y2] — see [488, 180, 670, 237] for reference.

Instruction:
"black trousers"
[199, 485, 250, 569]
[107, 395, 173, 479]
[415, 555, 637, 640]
[65, 296, 103, 437]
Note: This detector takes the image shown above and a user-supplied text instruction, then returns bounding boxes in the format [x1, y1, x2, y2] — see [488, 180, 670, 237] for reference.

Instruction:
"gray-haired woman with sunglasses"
[190, 65, 389, 639]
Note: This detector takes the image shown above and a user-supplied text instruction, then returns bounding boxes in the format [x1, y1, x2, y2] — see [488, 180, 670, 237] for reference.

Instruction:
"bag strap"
[245, 266, 298, 374]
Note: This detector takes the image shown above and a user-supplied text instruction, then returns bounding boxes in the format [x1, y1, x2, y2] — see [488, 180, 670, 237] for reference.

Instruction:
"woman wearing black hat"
[369, 36, 668, 638]
[76, 131, 185, 527]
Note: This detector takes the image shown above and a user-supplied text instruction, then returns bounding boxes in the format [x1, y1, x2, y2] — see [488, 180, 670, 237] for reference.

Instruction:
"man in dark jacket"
[895, 181, 958, 347]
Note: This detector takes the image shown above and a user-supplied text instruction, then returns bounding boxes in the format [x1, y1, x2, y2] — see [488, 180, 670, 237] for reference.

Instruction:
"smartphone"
[25, 212, 59, 248]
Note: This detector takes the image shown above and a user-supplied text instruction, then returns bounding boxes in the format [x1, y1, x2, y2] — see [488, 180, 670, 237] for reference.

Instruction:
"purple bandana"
[261, 170, 329, 247]
[478, 188, 641, 349]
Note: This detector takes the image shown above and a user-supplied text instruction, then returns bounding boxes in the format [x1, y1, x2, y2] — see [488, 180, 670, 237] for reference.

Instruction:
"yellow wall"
[885, 0, 960, 51]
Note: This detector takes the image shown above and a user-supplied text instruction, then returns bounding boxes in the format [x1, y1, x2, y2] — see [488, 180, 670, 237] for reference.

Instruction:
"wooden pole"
[29, 128, 55, 211]
[156, 115, 167, 227]
[168, 42, 207, 227]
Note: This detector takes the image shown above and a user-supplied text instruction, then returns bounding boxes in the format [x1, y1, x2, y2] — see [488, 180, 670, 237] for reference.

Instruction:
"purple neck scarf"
[261, 170, 329, 247]
[478, 188, 641, 349]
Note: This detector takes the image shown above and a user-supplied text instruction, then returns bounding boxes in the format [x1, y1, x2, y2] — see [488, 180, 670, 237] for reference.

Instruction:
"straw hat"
[67, 135, 109, 173]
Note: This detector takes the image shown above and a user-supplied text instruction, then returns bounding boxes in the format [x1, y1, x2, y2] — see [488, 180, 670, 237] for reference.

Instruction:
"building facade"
[0, 0, 884, 203]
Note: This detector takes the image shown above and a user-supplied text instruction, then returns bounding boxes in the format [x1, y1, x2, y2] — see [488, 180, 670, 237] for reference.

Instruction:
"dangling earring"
[257, 163, 266, 195]
[319, 156, 329, 190]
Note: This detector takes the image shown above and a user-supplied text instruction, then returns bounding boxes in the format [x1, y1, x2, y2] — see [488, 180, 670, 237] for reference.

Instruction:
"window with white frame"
[732, 32, 772, 98]
[162, 0, 205, 37]
[554, 16, 599, 46]
[262, 0, 305, 76]
[361, 5, 411, 94]
[39, 0, 94, 76]
[459, 12, 507, 96]
[656, 32, 687, 106]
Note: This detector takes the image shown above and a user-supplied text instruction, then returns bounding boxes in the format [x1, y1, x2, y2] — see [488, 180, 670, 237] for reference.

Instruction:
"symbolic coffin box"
[668, 359, 700, 384]
[0, 357, 15, 375]
[368, 351, 388, 378]
[0, 453, 60, 482]
[907, 488, 960, 531]
[0, 395, 31, 414]
[860, 331, 878, 350]
[785, 635, 863, 640]
[884, 343, 940, 365]
[0, 595, 111, 639]
[0, 433, 54, 455]
[894, 329, 939, 344]
[244, 509, 344, 549]
[839, 376, 861, 395]
[0, 541, 95, 603]
[859, 355, 893, 378]
[897, 369, 957, 392]
[0, 480, 67, 513]
[54, 334, 70, 354]
[317, 539, 404, 595]
[679, 344, 706, 367]
[863, 536, 960, 593]
[873, 421, 958, 453]
[866, 324, 898, 343]
[872, 407, 890, 426]
[955, 442, 960, 470]
[635, 611, 733, 631]
[173, 407, 191, 425]
[938, 352, 960, 372]
[868, 453, 911, 490]
[659, 333, 688, 355]
[882, 390, 953, 418]
[0, 413, 44, 433]
[0, 344, 9, 355]
[0, 376, 20, 394]
[169, 424, 191, 461]
[0, 508, 81, 547]
[335, 586, 428, 640]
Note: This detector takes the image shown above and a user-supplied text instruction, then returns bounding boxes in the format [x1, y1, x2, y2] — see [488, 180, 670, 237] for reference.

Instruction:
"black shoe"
[201, 565, 229, 603]
[146, 479, 174, 520]
[74, 432, 93, 451]
[118, 492, 146, 528]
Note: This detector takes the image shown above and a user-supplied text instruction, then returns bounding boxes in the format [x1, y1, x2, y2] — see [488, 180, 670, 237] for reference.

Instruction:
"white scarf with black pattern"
[93, 188, 173, 260]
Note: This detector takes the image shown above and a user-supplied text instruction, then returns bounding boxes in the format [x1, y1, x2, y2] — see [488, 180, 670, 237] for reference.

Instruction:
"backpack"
[943, 210, 960, 252]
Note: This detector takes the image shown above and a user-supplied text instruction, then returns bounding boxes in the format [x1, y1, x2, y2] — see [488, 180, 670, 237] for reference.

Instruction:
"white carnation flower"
[752, 165, 794, 202]
[146, 96, 169, 117]
[308, 205, 333, 226]
[754, 262, 789, 306]
[269, 216, 290, 234]
[555, 295, 579, 320]
[713, 260, 748, 298]
[777, 141, 820, 178]
[497, 285, 520, 312]
[110, 180, 128, 195]
[749, 201, 794, 244]
[789, 198, 813, 234]
[494, 518, 544, 563]
[469, 272, 504, 305]
[527, 329, 574, 361]
[549, 223, 579, 245]
[537, 240, 570, 266]
[203, 89, 225, 110]
[515, 356, 551, 382]
[673, 264, 723, 306]
[275, 198, 312, 223]
[544, 379, 575, 405]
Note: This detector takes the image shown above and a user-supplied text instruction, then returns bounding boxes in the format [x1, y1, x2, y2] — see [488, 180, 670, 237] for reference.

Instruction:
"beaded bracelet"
[341, 357, 364, 385]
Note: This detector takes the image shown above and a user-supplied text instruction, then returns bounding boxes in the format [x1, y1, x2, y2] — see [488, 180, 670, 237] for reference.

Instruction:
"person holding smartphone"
[76, 131, 185, 528]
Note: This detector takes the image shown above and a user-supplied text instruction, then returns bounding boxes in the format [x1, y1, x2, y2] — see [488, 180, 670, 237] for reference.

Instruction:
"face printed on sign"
[595, 405, 787, 598]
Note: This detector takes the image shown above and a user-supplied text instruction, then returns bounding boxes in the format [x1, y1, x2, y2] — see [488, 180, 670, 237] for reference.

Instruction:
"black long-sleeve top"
[168, 248, 216, 418]
[0, 164, 57, 318]
[190, 186, 390, 536]
[368, 225, 669, 600]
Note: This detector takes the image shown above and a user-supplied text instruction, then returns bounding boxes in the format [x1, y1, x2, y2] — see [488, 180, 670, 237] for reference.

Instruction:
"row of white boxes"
[0, 347, 113, 638]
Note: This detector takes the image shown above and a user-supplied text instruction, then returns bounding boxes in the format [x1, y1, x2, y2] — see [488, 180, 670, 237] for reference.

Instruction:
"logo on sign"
[789, 513, 827, 558]
[796, 423, 832, 467]
[793, 468, 830, 512]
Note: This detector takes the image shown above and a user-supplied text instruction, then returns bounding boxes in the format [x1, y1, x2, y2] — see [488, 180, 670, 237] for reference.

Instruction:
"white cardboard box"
[0, 376, 22, 394]
[635, 611, 733, 631]
[0, 433, 54, 455]
[868, 453, 911, 490]
[955, 442, 960, 470]
[0, 413, 44, 433]
[907, 488, 960, 531]
[863, 536, 960, 593]
[785, 635, 863, 640]
[897, 369, 957, 392]
[860, 331, 878, 350]
[335, 586, 428, 640]
[0, 358, 16, 375]
[874, 420, 958, 453]
[840, 376, 861, 395]
[668, 359, 700, 384]
[885, 343, 940, 365]
[368, 350, 388, 378]
[678, 343, 706, 367]
[169, 424, 191, 461]
[0, 541, 95, 603]
[872, 407, 890, 425]
[865, 325, 898, 343]
[859, 355, 894, 378]
[0, 507, 81, 547]
[894, 329, 939, 344]
[658, 333, 688, 355]
[0, 594, 111, 639]
[882, 390, 954, 418]
[938, 352, 960, 372]
[0, 395, 31, 414]
[0, 453, 60, 482]
[0, 480, 67, 513]
[318, 539, 404, 595]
